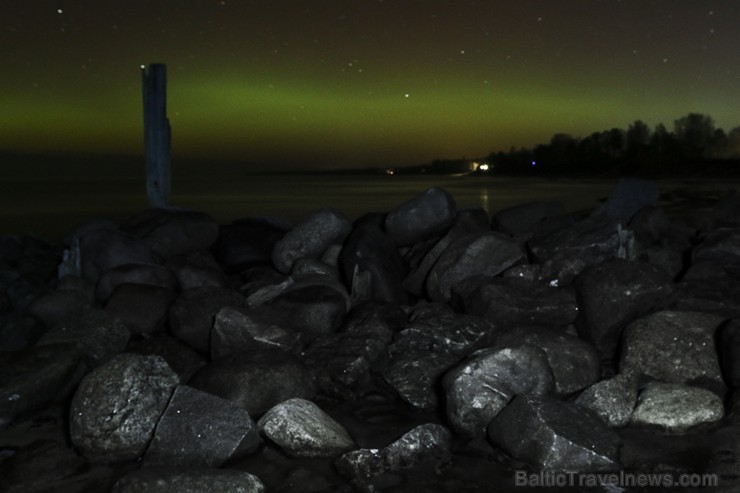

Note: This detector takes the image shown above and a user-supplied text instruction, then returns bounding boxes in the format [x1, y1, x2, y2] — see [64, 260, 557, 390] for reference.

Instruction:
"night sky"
[2, 1, 739, 170]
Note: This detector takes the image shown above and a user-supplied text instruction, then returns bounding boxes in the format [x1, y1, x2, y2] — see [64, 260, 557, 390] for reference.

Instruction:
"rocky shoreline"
[1, 179, 739, 492]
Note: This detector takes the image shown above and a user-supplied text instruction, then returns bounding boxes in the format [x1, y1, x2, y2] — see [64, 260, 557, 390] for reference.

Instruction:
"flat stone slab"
[630, 382, 724, 432]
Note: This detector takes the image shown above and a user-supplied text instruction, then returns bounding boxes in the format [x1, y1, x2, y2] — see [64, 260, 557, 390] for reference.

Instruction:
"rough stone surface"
[0, 344, 86, 427]
[341, 214, 408, 305]
[0, 440, 86, 488]
[378, 305, 499, 410]
[630, 382, 724, 432]
[257, 398, 355, 458]
[79, 228, 159, 284]
[263, 282, 347, 337]
[488, 395, 621, 472]
[26, 289, 90, 330]
[69, 353, 179, 463]
[592, 178, 659, 222]
[672, 278, 740, 319]
[111, 467, 265, 493]
[189, 348, 316, 417]
[574, 259, 675, 360]
[619, 311, 726, 396]
[443, 345, 554, 437]
[459, 277, 578, 329]
[119, 208, 220, 259]
[36, 307, 130, 368]
[105, 283, 177, 335]
[493, 327, 600, 395]
[575, 373, 638, 427]
[166, 250, 229, 290]
[692, 227, 740, 277]
[168, 286, 246, 353]
[336, 423, 452, 485]
[426, 232, 526, 301]
[384, 187, 456, 246]
[144, 385, 260, 467]
[211, 306, 302, 360]
[272, 208, 351, 274]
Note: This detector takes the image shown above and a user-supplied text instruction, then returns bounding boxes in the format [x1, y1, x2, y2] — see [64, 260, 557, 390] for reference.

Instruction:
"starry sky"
[2, 1, 738, 170]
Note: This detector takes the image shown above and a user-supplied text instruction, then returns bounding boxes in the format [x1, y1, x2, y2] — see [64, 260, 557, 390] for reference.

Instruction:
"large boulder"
[630, 382, 724, 432]
[272, 208, 351, 274]
[574, 259, 675, 360]
[168, 286, 246, 353]
[210, 306, 302, 360]
[214, 217, 288, 273]
[144, 385, 260, 467]
[95, 263, 178, 302]
[188, 348, 316, 417]
[105, 284, 177, 335]
[384, 187, 456, 246]
[488, 395, 621, 472]
[126, 334, 207, 383]
[672, 278, 740, 319]
[718, 319, 740, 387]
[426, 232, 526, 302]
[341, 214, 409, 305]
[119, 208, 220, 259]
[592, 178, 659, 222]
[166, 250, 229, 290]
[458, 277, 578, 329]
[0, 440, 86, 490]
[257, 398, 355, 458]
[619, 311, 726, 396]
[443, 345, 554, 437]
[0, 344, 86, 427]
[574, 373, 638, 427]
[692, 228, 740, 277]
[79, 228, 159, 283]
[70, 353, 179, 463]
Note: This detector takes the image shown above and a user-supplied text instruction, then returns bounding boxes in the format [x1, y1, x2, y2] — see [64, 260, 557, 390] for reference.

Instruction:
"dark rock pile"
[1, 180, 740, 492]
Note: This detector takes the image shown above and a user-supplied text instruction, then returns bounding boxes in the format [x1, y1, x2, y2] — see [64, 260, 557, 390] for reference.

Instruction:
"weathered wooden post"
[142, 63, 171, 208]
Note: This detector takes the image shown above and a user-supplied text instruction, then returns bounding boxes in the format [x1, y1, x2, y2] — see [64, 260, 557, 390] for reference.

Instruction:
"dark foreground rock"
[488, 395, 621, 472]
[111, 467, 265, 493]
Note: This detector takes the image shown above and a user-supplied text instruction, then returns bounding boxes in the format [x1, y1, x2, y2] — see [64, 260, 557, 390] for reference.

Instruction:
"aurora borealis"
[2, 1, 738, 170]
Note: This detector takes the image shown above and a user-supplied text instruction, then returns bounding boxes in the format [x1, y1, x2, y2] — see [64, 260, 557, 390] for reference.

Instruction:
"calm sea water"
[0, 167, 736, 240]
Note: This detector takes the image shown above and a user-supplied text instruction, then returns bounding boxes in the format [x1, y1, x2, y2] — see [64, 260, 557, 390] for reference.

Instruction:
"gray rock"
[0, 344, 86, 427]
[491, 201, 570, 236]
[263, 282, 347, 338]
[443, 345, 554, 437]
[36, 307, 130, 368]
[528, 217, 636, 285]
[628, 205, 672, 246]
[574, 259, 675, 360]
[189, 348, 316, 417]
[119, 208, 220, 259]
[111, 467, 265, 493]
[166, 250, 229, 290]
[341, 214, 409, 305]
[105, 284, 177, 335]
[403, 209, 489, 297]
[70, 353, 179, 463]
[619, 311, 726, 396]
[593, 178, 659, 222]
[488, 394, 621, 472]
[692, 228, 740, 277]
[575, 373, 638, 427]
[0, 440, 85, 488]
[126, 335, 207, 383]
[426, 232, 526, 302]
[272, 208, 351, 274]
[168, 286, 246, 353]
[302, 302, 401, 398]
[494, 327, 600, 395]
[630, 382, 724, 432]
[459, 277, 578, 329]
[240, 267, 295, 308]
[79, 228, 159, 284]
[95, 263, 177, 302]
[211, 306, 302, 360]
[384, 187, 456, 246]
[144, 385, 259, 467]
[378, 306, 499, 410]
[336, 423, 452, 485]
[257, 398, 355, 458]
[718, 319, 740, 387]
[215, 217, 288, 273]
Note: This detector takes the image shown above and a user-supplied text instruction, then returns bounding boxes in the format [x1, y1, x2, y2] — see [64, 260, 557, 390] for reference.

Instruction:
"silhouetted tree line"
[488, 113, 740, 177]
